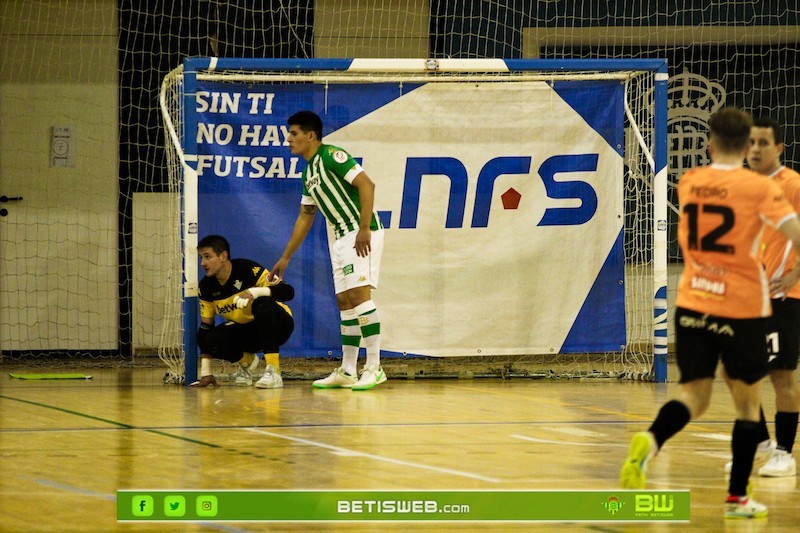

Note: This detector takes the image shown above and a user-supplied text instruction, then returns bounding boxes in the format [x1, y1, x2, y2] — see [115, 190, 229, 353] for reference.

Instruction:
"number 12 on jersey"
[684, 203, 735, 254]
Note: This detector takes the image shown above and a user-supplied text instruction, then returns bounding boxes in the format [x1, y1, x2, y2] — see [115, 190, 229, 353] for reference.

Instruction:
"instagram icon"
[196, 495, 218, 517]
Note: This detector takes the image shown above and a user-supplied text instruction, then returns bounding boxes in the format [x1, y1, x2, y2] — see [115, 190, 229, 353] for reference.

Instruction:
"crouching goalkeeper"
[191, 234, 294, 389]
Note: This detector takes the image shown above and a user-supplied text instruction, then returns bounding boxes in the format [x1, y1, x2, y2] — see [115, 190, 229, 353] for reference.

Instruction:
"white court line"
[511, 434, 627, 448]
[696, 451, 730, 459]
[245, 428, 501, 483]
[695, 432, 731, 442]
[694, 434, 731, 460]
[543, 426, 608, 438]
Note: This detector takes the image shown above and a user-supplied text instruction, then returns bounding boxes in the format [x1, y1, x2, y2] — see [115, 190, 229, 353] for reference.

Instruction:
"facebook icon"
[131, 495, 154, 517]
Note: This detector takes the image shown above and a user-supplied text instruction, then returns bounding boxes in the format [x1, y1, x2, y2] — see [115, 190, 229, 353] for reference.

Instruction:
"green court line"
[0, 393, 260, 455]
[9, 373, 92, 380]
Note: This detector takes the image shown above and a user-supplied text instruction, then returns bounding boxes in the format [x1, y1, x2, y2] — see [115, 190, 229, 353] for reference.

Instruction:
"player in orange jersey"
[741, 117, 800, 477]
[621, 108, 800, 519]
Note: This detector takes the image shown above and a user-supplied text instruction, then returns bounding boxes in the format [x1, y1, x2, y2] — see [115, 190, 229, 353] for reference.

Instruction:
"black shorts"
[675, 307, 769, 385]
[202, 300, 294, 363]
[766, 298, 800, 371]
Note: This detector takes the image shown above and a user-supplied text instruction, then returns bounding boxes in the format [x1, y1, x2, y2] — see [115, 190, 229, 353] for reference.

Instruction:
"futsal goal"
[159, 58, 668, 384]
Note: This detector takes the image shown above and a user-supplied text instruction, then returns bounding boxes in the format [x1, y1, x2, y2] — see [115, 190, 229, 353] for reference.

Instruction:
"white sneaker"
[724, 439, 776, 473]
[724, 495, 768, 519]
[312, 367, 357, 389]
[232, 356, 260, 386]
[351, 365, 387, 391]
[758, 449, 797, 477]
[255, 364, 283, 389]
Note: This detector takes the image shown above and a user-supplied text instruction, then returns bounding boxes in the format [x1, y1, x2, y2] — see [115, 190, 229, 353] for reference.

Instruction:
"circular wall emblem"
[52, 139, 69, 155]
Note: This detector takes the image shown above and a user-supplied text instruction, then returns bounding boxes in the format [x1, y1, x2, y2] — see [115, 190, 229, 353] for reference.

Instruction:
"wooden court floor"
[1, 365, 798, 532]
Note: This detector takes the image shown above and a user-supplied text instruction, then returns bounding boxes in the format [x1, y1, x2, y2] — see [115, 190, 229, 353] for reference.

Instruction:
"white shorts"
[329, 228, 384, 294]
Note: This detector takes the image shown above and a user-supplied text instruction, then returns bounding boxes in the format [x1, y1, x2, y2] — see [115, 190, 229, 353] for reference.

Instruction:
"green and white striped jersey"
[301, 144, 383, 239]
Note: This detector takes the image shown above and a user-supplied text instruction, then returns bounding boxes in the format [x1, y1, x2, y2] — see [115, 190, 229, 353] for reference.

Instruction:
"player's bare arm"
[270, 204, 317, 280]
[773, 215, 800, 296]
[351, 172, 375, 257]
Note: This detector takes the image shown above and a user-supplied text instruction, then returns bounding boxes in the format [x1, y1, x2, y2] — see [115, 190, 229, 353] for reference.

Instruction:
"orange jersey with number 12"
[759, 166, 800, 300]
[676, 164, 797, 318]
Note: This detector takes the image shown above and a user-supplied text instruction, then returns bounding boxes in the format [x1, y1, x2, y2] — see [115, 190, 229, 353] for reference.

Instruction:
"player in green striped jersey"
[270, 111, 387, 391]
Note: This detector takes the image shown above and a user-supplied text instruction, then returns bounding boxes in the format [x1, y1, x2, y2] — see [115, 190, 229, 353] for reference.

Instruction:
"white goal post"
[160, 58, 668, 385]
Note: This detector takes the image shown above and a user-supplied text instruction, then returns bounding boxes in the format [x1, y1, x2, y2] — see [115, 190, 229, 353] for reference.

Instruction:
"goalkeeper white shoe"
[351, 365, 387, 391]
[255, 364, 283, 389]
[312, 367, 357, 389]
[232, 356, 260, 386]
[724, 439, 776, 473]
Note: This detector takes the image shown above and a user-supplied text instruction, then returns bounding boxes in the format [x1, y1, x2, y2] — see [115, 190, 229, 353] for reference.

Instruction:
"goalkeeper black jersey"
[199, 258, 292, 324]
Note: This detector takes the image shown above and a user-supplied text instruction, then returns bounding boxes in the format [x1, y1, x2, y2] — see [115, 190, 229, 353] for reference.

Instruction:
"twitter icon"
[164, 495, 186, 517]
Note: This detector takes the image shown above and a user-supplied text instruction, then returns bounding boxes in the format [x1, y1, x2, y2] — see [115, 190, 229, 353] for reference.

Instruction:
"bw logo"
[635, 494, 674, 512]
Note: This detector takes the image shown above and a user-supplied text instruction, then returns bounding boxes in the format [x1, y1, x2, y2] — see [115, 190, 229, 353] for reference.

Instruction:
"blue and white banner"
[194, 79, 625, 357]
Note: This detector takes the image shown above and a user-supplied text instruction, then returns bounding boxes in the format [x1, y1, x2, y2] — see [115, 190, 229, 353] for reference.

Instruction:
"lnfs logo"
[391, 154, 599, 229]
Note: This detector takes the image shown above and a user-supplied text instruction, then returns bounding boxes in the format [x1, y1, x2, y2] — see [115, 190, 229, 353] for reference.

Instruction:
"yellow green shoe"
[621, 431, 656, 489]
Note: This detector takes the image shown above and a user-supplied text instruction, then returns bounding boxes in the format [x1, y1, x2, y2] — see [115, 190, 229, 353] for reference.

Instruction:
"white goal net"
[159, 58, 667, 383]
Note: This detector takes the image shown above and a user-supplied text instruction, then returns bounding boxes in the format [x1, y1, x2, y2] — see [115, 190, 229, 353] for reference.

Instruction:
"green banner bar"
[118, 490, 689, 522]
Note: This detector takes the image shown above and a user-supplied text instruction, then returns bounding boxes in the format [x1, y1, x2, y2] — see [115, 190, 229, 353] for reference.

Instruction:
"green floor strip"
[9, 373, 92, 380]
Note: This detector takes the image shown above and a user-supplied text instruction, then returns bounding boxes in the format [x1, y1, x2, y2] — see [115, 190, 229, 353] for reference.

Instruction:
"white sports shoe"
[255, 364, 284, 389]
[312, 367, 357, 389]
[351, 365, 387, 391]
[724, 495, 768, 519]
[724, 439, 776, 473]
[758, 449, 797, 477]
[232, 356, 260, 386]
